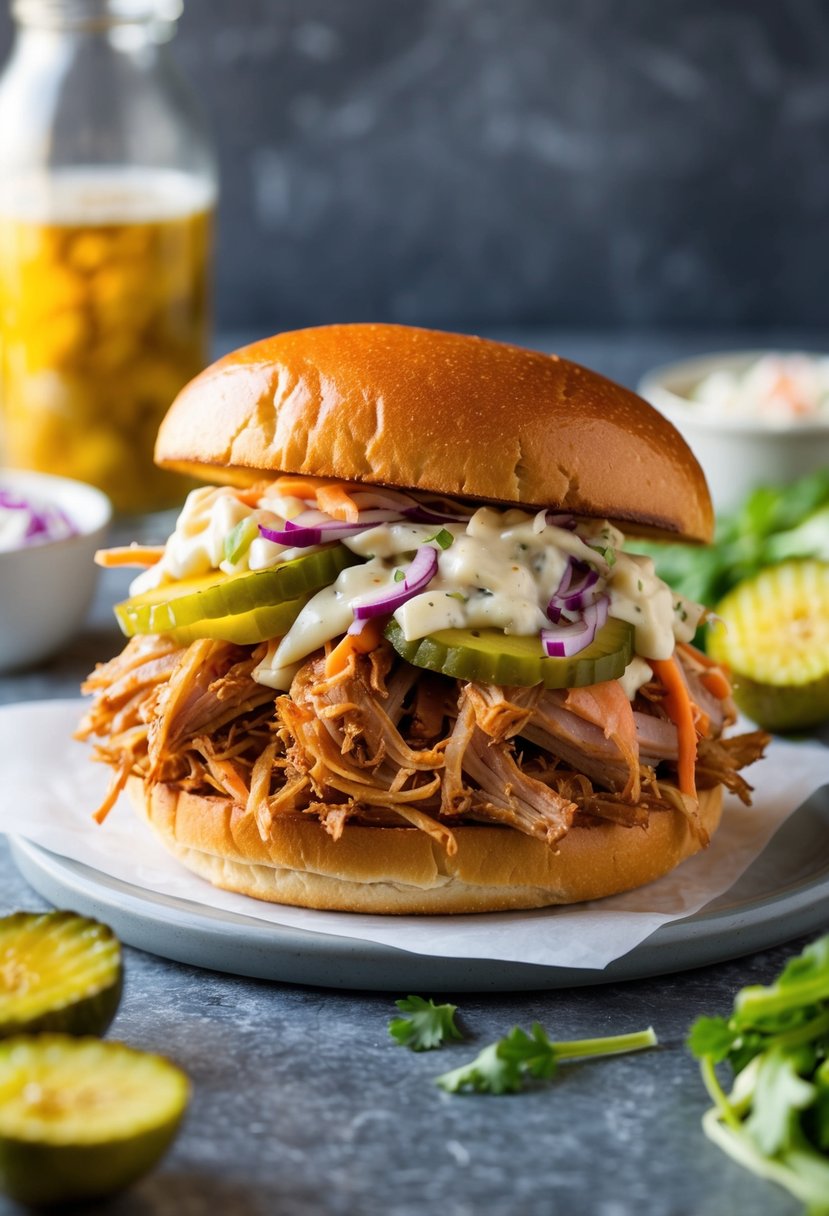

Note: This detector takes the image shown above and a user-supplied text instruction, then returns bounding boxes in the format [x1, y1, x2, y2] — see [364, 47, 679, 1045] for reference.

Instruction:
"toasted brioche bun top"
[156, 323, 713, 542]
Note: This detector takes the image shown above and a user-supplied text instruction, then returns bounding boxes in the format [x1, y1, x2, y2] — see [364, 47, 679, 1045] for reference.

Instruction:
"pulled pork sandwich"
[78, 324, 769, 914]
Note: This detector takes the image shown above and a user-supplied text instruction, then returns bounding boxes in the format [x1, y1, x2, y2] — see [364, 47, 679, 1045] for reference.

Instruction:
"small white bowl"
[0, 469, 112, 672]
[638, 350, 829, 514]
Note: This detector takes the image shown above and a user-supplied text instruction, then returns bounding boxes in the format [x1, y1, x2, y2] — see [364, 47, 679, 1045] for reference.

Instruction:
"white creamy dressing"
[129, 485, 321, 594]
[133, 485, 704, 693]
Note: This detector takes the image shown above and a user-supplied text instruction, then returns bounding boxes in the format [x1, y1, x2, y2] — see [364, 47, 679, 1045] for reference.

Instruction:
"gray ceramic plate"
[11, 785, 829, 992]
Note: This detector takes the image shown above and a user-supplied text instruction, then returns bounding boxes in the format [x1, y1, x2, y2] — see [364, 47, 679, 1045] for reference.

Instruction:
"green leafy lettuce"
[688, 935, 829, 1214]
[634, 469, 829, 627]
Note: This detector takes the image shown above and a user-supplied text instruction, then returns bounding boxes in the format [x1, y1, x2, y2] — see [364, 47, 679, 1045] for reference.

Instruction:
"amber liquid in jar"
[0, 168, 213, 513]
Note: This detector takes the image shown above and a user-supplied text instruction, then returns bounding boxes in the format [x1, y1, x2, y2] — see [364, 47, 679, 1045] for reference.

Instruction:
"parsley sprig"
[388, 996, 463, 1051]
[688, 935, 829, 1213]
[436, 1022, 657, 1095]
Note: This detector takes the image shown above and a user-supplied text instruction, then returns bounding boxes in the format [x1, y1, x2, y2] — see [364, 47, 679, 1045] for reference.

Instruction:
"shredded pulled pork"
[77, 636, 769, 850]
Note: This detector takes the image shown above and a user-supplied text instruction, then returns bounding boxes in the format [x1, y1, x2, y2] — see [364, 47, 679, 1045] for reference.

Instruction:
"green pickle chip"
[385, 617, 634, 688]
[0, 1035, 189, 1206]
[708, 559, 829, 731]
[0, 911, 122, 1040]
[115, 543, 359, 642]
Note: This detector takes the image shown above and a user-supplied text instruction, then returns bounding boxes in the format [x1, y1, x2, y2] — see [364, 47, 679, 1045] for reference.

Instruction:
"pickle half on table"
[0, 910, 122, 1040]
[708, 559, 829, 731]
[0, 1035, 189, 1206]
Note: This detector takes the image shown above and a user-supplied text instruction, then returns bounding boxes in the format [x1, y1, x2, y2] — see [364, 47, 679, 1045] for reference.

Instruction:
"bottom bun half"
[128, 777, 723, 915]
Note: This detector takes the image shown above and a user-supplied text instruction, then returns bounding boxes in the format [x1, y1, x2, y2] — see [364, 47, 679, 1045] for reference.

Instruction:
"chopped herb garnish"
[590, 544, 617, 567]
[393, 569, 406, 583]
[223, 517, 260, 565]
[389, 996, 463, 1052]
[637, 579, 644, 592]
[427, 528, 454, 550]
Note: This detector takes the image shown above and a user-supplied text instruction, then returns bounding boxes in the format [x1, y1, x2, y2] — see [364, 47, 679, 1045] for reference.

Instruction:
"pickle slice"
[0, 911, 122, 1039]
[115, 543, 359, 637]
[708, 560, 829, 731]
[162, 593, 309, 646]
[0, 1035, 189, 1206]
[385, 618, 635, 688]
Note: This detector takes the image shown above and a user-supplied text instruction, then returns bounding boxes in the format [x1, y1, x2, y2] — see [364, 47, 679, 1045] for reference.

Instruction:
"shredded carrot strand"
[316, 483, 361, 523]
[700, 668, 732, 701]
[234, 479, 282, 507]
[274, 475, 340, 500]
[676, 641, 732, 701]
[94, 545, 165, 568]
[650, 656, 698, 799]
[324, 619, 385, 678]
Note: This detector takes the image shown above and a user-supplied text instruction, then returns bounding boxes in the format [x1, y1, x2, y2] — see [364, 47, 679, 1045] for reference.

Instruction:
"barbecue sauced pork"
[77, 634, 769, 854]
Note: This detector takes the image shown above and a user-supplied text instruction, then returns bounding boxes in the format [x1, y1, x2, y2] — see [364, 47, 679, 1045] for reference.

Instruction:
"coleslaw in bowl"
[0, 469, 111, 671]
[638, 350, 829, 513]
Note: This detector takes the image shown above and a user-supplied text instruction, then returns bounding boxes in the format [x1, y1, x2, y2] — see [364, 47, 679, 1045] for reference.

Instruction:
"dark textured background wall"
[2, 0, 828, 333]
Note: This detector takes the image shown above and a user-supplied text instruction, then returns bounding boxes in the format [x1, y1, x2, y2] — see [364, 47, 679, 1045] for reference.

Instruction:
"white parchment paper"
[1, 699, 826, 969]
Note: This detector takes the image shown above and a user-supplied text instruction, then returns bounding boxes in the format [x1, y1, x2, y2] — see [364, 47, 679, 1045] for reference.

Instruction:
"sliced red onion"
[351, 545, 438, 620]
[403, 499, 473, 524]
[0, 489, 76, 546]
[541, 594, 610, 658]
[259, 507, 401, 547]
[541, 617, 594, 658]
[559, 566, 600, 612]
[347, 616, 372, 637]
[349, 489, 419, 512]
[545, 512, 578, 531]
[329, 486, 471, 523]
[547, 558, 602, 619]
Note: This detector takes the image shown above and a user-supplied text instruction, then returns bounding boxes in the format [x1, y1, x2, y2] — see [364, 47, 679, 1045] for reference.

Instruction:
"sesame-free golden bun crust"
[155, 324, 714, 543]
[129, 777, 722, 915]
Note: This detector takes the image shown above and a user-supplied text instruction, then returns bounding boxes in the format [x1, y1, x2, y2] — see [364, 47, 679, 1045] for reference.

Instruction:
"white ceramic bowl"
[0, 469, 112, 672]
[638, 350, 829, 514]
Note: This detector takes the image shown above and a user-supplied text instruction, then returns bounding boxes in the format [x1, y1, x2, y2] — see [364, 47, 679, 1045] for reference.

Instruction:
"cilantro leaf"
[745, 1047, 817, 1156]
[736, 936, 829, 1024]
[496, 1024, 560, 1081]
[436, 1024, 656, 1095]
[691, 934, 829, 1212]
[436, 1042, 522, 1095]
[688, 1015, 740, 1064]
[388, 996, 462, 1052]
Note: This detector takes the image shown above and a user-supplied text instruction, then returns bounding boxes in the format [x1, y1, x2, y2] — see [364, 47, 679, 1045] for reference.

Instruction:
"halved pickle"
[385, 618, 634, 688]
[0, 911, 122, 1039]
[0, 1035, 189, 1205]
[708, 560, 829, 731]
[115, 544, 359, 638]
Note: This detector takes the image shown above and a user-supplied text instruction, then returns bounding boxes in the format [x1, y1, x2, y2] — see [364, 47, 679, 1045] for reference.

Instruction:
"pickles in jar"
[0, 168, 214, 512]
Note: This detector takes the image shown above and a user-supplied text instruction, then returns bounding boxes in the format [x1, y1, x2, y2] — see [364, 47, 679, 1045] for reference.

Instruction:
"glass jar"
[0, 0, 216, 513]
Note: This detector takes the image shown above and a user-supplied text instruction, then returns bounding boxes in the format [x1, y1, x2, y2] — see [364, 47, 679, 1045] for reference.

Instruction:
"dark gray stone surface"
[0, 329, 825, 1215]
[1, 3, 828, 332]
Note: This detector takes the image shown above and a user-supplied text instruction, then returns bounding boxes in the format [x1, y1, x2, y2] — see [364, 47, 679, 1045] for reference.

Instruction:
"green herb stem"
[736, 977, 829, 1022]
[700, 1055, 745, 1133]
[551, 1027, 658, 1060]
